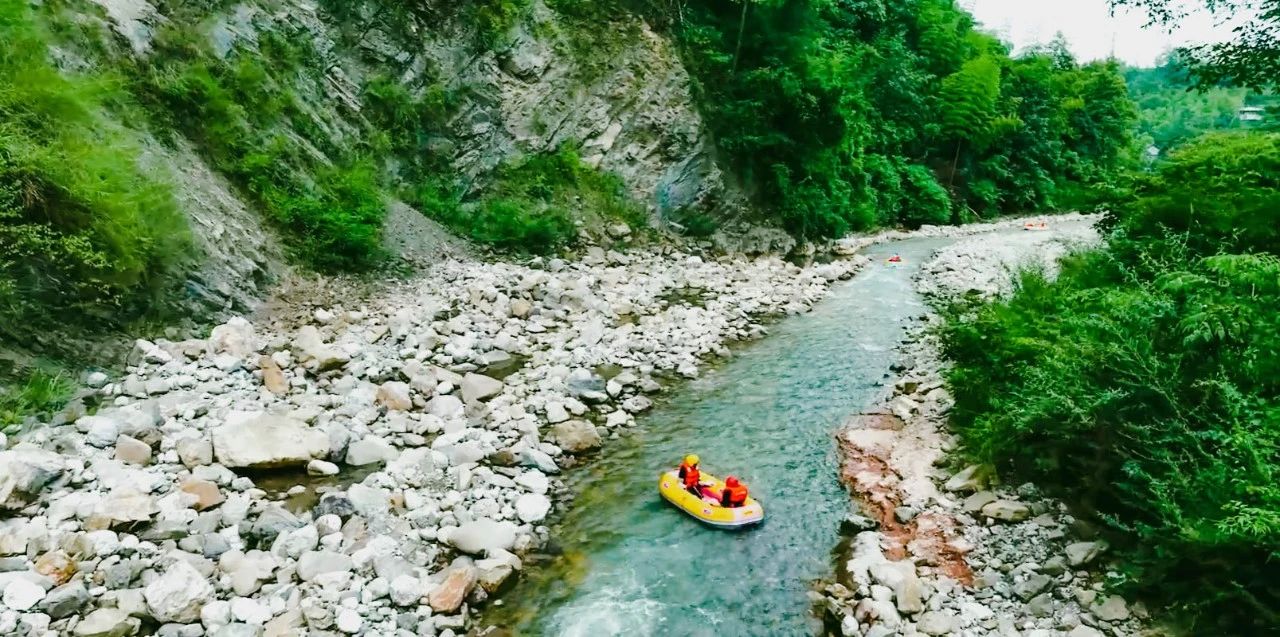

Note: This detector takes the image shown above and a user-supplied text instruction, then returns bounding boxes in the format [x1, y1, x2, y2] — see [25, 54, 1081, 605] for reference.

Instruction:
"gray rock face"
[211, 413, 329, 469]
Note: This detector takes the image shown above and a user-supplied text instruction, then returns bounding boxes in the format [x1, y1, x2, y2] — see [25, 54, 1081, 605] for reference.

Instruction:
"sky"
[961, 0, 1246, 67]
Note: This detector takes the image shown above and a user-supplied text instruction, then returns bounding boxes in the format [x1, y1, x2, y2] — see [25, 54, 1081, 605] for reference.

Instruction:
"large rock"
[565, 369, 608, 403]
[915, 610, 957, 636]
[376, 382, 412, 411]
[292, 326, 349, 371]
[944, 464, 991, 493]
[981, 500, 1030, 522]
[0, 448, 66, 509]
[297, 551, 353, 582]
[428, 563, 478, 614]
[40, 581, 88, 619]
[549, 420, 601, 454]
[73, 608, 138, 637]
[345, 437, 398, 467]
[144, 560, 214, 623]
[176, 438, 213, 468]
[514, 493, 551, 524]
[1065, 541, 1104, 567]
[2, 577, 45, 610]
[209, 317, 257, 359]
[443, 519, 517, 556]
[1092, 595, 1131, 622]
[461, 373, 504, 403]
[426, 395, 464, 419]
[212, 413, 328, 469]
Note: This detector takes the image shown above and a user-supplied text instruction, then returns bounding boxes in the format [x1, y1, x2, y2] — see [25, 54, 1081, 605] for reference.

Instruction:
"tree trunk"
[732, 1, 750, 74]
[948, 140, 963, 189]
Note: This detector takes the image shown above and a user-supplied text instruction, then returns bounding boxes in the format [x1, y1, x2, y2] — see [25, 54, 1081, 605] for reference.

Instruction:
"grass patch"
[0, 369, 73, 434]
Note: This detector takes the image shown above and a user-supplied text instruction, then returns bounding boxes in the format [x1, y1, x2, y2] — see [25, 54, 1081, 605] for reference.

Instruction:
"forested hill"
[626, 0, 1136, 236]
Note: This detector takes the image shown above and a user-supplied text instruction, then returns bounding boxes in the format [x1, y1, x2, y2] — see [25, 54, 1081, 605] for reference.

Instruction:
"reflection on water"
[484, 239, 952, 636]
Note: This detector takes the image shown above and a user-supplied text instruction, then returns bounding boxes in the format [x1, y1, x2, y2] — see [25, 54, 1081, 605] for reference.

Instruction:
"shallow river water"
[484, 237, 952, 636]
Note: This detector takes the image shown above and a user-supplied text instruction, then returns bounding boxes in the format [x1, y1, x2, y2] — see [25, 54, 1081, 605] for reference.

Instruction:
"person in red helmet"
[720, 475, 749, 508]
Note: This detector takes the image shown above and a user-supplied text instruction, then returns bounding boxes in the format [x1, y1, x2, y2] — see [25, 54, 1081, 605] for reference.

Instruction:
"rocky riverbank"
[0, 245, 866, 637]
[819, 217, 1165, 637]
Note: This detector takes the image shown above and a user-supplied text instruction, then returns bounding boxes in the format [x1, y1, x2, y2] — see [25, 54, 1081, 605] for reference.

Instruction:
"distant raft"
[658, 470, 764, 529]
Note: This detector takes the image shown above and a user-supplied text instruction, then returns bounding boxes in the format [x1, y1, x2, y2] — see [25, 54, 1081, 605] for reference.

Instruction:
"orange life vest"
[679, 463, 700, 487]
[722, 484, 748, 507]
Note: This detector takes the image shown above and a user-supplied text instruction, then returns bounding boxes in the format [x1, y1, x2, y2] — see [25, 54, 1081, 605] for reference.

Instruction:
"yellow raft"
[658, 470, 764, 528]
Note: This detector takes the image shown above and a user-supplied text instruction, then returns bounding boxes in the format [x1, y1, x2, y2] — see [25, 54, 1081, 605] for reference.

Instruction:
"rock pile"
[0, 247, 865, 635]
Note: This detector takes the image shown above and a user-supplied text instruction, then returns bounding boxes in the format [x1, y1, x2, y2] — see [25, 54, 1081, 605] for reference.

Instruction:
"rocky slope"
[73, 0, 752, 320]
[0, 245, 864, 636]
[820, 218, 1163, 637]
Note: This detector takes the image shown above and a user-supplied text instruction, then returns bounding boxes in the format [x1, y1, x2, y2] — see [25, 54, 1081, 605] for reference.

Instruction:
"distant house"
[1239, 106, 1266, 122]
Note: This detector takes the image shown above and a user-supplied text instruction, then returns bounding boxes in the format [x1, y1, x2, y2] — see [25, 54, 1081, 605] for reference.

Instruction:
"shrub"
[0, 0, 189, 336]
[941, 131, 1280, 631]
[421, 145, 643, 253]
[132, 28, 388, 271]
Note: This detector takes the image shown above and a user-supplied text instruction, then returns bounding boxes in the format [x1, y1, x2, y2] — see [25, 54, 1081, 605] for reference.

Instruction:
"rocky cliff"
[76, 0, 749, 317]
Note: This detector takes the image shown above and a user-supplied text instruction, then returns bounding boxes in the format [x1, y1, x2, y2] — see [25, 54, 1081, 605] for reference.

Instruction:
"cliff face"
[76, 0, 747, 314]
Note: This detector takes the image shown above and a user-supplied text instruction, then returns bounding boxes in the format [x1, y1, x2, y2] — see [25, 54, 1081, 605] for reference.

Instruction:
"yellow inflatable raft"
[658, 470, 764, 528]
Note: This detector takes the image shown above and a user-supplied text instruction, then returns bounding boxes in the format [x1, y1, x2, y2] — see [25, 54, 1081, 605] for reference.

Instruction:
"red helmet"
[725, 476, 740, 487]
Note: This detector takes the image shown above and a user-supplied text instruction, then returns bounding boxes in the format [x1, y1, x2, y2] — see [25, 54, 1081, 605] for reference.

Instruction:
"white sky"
[961, 0, 1246, 66]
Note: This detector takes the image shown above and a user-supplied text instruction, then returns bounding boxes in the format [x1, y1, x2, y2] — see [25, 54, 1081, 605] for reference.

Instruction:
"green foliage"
[0, 0, 189, 337]
[628, 0, 1136, 236]
[0, 369, 73, 434]
[1124, 54, 1252, 153]
[942, 131, 1280, 630]
[423, 146, 643, 253]
[132, 27, 387, 271]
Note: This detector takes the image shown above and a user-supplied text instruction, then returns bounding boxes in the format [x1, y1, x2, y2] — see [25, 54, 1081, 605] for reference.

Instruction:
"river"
[483, 237, 953, 636]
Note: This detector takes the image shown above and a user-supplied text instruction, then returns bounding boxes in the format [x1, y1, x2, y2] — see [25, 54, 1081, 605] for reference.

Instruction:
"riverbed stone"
[427, 562, 478, 614]
[297, 551, 352, 582]
[40, 581, 88, 619]
[443, 518, 517, 555]
[73, 608, 138, 637]
[144, 559, 214, 623]
[461, 373, 504, 402]
[1065, 541, 1104, 567]
[915, 610, 957, 636]
[514, 493, 551, 524]
[981, 499, 1030, 522]
[549, 420, 601, 453]
[212, 413, 329, 469]
[1092, 595, 1131, 622]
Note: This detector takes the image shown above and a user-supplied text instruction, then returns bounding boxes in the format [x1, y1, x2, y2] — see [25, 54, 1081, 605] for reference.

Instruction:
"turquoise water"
[485, 238, 950, 636]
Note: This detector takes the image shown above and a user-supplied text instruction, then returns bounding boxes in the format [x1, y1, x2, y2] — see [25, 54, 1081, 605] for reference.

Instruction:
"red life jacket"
[722, 484, 748, 507]
[679, 463, 700, 487]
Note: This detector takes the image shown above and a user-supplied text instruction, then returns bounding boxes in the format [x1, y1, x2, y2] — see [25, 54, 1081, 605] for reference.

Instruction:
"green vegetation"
[0, 369, 73, 434]
[131, 27, 388, 271]
[611, 1, 1138, 238]
[1125, 53, 1259, 153]
[1114, 0, 1280, 90]
[941, 131, 1280, 630]
[0, 0, 190, 339]
[424, 146, 645, 253]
